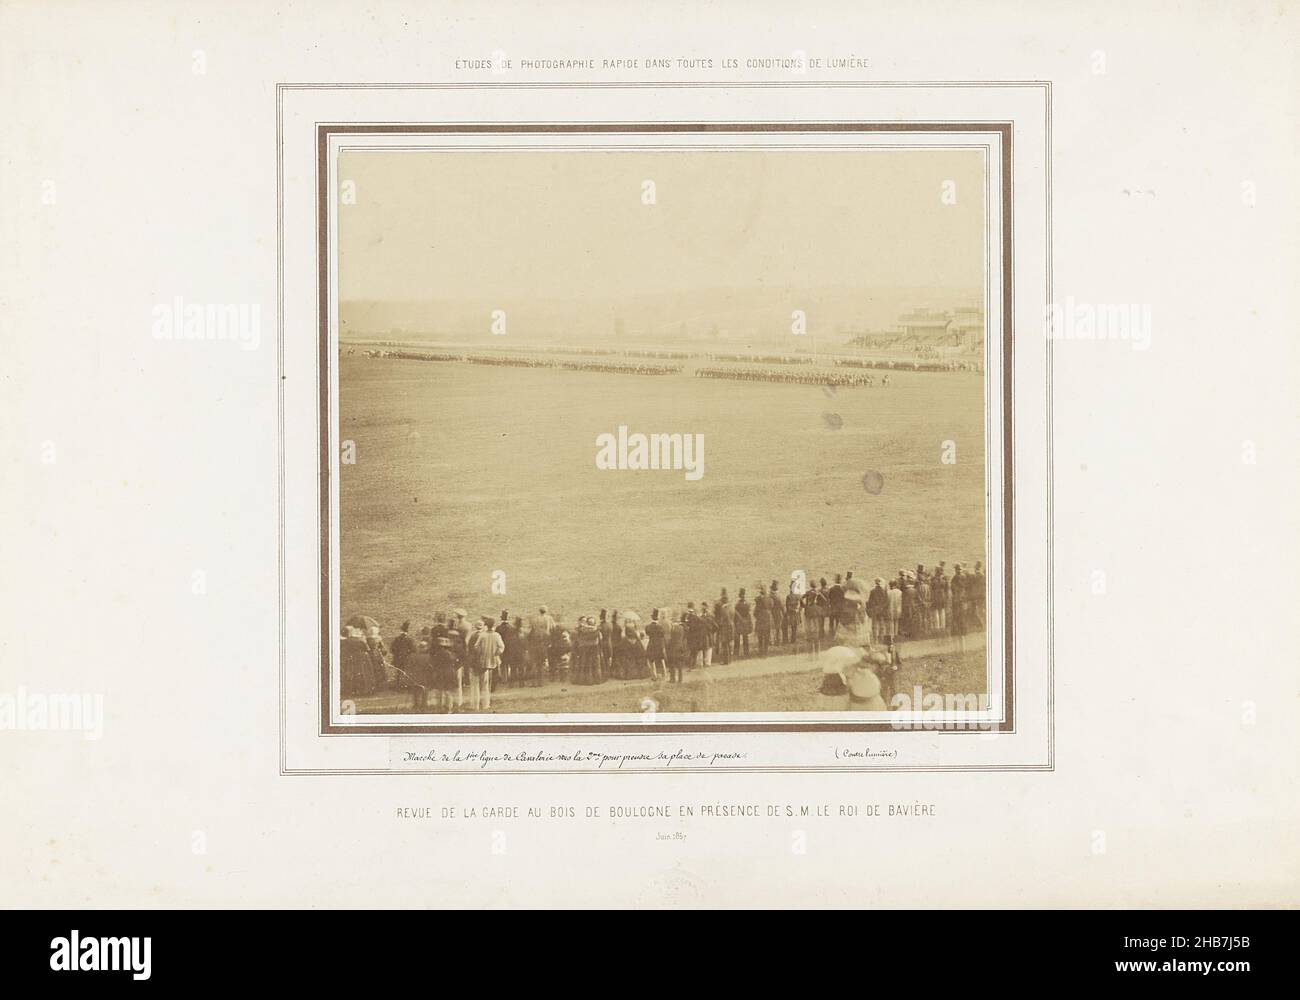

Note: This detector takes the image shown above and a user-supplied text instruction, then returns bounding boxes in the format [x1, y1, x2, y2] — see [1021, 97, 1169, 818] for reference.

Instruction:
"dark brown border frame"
[316, 121, 1013, 736]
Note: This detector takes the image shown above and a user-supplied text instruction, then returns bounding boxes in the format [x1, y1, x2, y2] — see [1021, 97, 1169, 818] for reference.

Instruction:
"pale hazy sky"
[338, 148, 986, 302]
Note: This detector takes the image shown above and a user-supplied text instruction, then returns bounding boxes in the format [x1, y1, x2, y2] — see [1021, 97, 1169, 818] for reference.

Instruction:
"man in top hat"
[713, 589, 734, 665]
[901, 573, 920, 639]
[931, 564, 949, 631]
[753, 584, 773, 658]
[800, 583, 827, 655]
[866, 578, 890, 643]
[768, 579, 785, 648]
[683, 601, 701, 668]
[644, 609, 667, 680]
[843, 571, 866, 628]
[733, 588, 753, 659]
[495, 611, 520, 688]
[527, 605, 554, 685]
[667, 611, 687, 683]
[466, 616, 503, 711]
[390, 621, 416, 686]
[827, 574, 846, 634]
[784, 579, 802, 646]
[951, 566, 968, 636]
[449, 609, 472, 706]
[698, 598, 717, 666]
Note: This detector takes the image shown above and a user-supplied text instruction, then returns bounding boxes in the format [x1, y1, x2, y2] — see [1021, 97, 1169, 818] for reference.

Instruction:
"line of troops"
[623, 348, 694, 360]
[705, 352, 814, 365]
[344, 561, 986, 710]
[694, 365, 886, 387]
[833, 357, 981, 373]
[552, 358, 679, 376]
[372, 349, 680, 376]
[361, 343, 692, 361]
[354, 347, 976, 380]
[481, 344, 622, 357]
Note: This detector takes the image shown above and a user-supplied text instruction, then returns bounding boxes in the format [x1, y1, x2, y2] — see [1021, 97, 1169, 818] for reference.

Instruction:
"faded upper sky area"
[338, 148, 986, 303]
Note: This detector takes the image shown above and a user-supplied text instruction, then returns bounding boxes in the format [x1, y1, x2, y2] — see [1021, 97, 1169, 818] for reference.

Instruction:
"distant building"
[843, 306, 985, 354]
[950, 305, 984, 352]
[897, 308, 954, 339]
[893, 306, 984, 352]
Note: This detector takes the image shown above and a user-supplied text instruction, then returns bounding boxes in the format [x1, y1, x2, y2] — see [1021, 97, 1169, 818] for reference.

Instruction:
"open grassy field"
[339, 355, 986, 633]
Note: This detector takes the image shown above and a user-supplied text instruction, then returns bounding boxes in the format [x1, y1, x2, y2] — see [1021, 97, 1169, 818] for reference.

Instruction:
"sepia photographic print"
[331, 134, 1001, 728]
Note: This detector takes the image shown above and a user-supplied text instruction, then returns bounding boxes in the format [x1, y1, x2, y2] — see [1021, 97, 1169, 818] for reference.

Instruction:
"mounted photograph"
[328, 136, 1002, 728]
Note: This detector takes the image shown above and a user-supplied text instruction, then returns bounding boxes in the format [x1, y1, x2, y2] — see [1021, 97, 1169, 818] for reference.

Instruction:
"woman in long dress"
[802, 586, 826, 657]
[608, 611, 623, 679]
[429, 637, 459, 713]
[734, 589, 753, 659]
[597, 610, 612, 681]
[549, 626, 572, 683]
[574, 617, 600, 685]
[617, 625, 646, 680]
[341, 627, 377, 697]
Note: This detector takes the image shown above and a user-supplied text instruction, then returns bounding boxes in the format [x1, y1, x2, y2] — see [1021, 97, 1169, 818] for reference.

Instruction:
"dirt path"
[350, 630, 986, 713]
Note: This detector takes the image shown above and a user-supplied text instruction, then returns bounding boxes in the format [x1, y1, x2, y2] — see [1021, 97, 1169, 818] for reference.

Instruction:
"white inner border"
[326, 131, 1005, 729]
